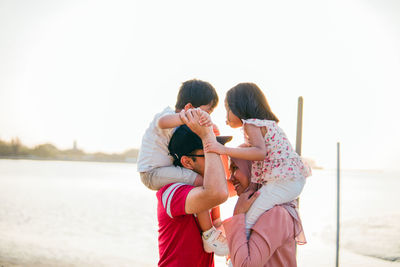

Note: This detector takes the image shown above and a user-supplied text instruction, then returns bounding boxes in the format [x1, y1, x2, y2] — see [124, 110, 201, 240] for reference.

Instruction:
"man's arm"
[181, 109, 229, 214]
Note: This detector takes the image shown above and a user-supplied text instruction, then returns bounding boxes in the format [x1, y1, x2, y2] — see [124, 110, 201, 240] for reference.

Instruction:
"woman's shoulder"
[253, 206, 292, 231]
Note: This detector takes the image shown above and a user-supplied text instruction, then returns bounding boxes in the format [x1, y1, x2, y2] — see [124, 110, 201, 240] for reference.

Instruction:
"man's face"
[182, 149, 206, 176]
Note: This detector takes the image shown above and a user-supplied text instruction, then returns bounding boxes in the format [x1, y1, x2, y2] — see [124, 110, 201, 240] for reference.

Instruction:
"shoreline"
[0, 156, 136, 164]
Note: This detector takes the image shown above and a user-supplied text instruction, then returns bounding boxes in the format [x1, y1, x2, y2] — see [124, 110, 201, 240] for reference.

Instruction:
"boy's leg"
[198, 210, 229, 256]
[197, 210, 213, 232]
[211, 206, 222, 228]
[144, 166, 197, 190]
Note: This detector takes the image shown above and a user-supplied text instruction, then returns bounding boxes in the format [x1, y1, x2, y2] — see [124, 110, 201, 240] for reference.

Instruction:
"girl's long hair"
[226, 83, 279, 122]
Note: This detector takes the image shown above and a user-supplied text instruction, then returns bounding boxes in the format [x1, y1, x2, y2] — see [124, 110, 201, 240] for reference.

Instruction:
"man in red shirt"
[156, 111, 229, 267]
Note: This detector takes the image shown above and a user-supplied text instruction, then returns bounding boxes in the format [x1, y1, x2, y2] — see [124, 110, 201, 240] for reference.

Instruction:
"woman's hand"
[233, 189, 260, 215]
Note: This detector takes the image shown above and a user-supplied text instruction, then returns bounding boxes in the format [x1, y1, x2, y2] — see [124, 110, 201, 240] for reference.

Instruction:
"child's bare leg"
[197, 210, 213, 232]
[211, 206, 222, 228]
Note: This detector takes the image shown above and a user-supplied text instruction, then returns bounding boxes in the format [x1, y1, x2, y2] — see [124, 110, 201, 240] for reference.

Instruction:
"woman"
[223, 157, 306, 267]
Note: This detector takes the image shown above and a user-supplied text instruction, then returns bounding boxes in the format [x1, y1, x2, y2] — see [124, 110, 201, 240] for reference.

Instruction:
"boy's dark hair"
[175, 79, 219, 111]
[226, 82, 279, 122]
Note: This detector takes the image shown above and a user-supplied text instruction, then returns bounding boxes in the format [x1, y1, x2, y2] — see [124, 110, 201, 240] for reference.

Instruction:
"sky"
[1, 0, 399, 170]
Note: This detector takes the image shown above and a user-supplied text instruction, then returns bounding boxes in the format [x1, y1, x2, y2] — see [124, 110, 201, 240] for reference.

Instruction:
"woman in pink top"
[223, 157, 306, 267]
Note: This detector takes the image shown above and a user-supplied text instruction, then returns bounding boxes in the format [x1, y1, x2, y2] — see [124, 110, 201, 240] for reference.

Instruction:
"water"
[297, 169, 400, 266]
[0, 159, 399, 266]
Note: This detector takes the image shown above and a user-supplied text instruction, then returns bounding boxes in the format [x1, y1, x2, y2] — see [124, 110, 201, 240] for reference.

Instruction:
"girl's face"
[229, 161, 250, 196]
[225, 99, 242, 128]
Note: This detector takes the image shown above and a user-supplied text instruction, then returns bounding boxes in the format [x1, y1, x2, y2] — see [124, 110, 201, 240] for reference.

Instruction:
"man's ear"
[184, 103, 194, 111]
[180, 156, 194, 169]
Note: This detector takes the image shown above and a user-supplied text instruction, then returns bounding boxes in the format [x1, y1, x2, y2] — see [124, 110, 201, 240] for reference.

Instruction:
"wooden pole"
[296, 97, 303, 156]
[336, 142, 341, 267]
[295, 96, 303, 256]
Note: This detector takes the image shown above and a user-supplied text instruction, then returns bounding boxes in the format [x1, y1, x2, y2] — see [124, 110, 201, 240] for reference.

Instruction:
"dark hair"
[169, 125, 231, 167]
[226, 83, 279, 122]
[175, 79, 219, 111]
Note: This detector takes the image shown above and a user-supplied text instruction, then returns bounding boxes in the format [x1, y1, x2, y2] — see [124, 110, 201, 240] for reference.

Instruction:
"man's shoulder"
[157, 183, 195, 212]
[157, 183, 193, 196]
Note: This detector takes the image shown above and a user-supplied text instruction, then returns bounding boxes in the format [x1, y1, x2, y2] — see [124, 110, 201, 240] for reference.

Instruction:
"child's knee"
[140, 172, 158, 190]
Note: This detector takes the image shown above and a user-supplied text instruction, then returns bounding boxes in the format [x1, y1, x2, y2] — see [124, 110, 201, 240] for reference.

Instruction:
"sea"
[0, 159, 399, 267]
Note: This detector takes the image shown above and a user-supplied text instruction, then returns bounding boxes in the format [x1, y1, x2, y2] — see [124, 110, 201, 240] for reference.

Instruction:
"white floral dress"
[243, 119, 312, 184]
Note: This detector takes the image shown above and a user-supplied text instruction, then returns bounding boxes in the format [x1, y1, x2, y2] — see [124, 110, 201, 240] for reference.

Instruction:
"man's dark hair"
[175, 79, 219, 111]
[168, 125, 204, 167]
[168, 125, 231, 167]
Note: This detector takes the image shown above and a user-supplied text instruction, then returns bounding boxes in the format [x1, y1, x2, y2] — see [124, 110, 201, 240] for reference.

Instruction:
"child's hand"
[198, 110, 213, 127]
[204, 141, 226, 155]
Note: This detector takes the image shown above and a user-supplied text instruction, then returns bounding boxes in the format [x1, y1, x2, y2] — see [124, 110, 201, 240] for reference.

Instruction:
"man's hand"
[233, 189, 260, 215]
[182, 109, 214, 140]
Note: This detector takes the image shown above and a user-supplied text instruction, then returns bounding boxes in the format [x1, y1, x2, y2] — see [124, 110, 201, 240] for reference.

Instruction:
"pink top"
[242, 119, 311, 184]
[223, 206, 300, 267]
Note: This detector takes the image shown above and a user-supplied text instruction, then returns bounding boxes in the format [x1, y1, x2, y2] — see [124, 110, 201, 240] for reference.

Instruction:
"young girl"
[205, 82, 311, 238]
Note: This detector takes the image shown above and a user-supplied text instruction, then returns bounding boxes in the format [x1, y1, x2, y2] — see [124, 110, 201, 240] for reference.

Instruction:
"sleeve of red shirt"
[161, 183, 194, 218]
[223, 206, 294, 267]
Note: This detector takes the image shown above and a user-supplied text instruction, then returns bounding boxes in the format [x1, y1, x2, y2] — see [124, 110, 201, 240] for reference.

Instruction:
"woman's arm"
[224, 214, 270, 267]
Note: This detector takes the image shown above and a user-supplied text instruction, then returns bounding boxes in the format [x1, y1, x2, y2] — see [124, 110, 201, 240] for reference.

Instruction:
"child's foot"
[202, 226, 229, 256]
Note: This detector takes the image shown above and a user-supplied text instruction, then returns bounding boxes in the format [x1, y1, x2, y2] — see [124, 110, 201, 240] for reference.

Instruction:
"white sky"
[1, 0, 399, 170]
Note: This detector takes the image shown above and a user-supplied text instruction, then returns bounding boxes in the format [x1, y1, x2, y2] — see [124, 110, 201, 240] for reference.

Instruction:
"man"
[156, 110, 229, 267]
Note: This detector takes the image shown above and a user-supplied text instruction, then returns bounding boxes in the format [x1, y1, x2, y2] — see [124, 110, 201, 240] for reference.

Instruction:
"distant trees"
[32, 144, 59, 158]
[0, 139, 13, 155]
[0, 138, 30, 156]
[0, 138, 139, 163]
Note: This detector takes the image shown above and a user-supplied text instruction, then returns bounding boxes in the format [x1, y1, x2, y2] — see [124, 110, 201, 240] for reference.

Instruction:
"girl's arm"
[205, 124, 266, 161]
[157, 110, 185, 129]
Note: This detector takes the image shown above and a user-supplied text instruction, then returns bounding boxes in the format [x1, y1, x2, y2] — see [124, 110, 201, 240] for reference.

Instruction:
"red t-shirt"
[157, 183, 214, 267]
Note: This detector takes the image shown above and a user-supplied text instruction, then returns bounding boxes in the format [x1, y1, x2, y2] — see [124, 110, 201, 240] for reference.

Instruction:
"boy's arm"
[157, 110, 185, 129]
